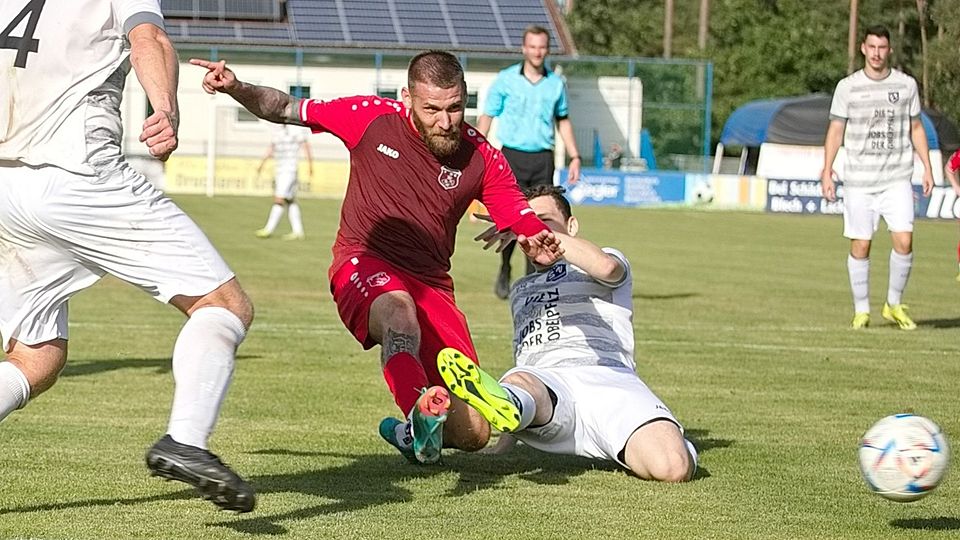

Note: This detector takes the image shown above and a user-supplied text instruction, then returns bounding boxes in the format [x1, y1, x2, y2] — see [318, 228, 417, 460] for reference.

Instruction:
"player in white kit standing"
[821, 24, 933, 330]
[254, 123, 312, 240]
[0, 0, 256, 512]
[438, 186, 696, 482]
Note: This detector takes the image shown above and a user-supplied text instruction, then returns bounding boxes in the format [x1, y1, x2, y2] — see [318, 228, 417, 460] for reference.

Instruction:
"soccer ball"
[691, 181, 715, 204]
[858, 414, 950, 502]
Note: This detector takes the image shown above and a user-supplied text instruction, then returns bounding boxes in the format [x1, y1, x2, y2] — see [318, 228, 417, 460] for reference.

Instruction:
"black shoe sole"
[146, 451, 256, 513]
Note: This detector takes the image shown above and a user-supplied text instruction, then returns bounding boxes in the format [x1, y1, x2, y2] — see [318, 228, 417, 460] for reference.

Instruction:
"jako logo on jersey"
[888, 91, 900, 104]
[366, 272, 391, 287]
[377, 144, 399, 159]
[546, 264, 567, 282]
[438, 166, 462, 190]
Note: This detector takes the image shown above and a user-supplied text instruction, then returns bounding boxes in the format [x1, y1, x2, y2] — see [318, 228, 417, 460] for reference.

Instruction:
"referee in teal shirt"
[478, 24, 581, 299]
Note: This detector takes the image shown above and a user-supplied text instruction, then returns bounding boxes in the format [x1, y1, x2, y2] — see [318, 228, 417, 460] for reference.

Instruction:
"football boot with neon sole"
[437, 347, 520, 433]
[254, 228, 271, 239]
[850, 312, 870, 329]
[882, 303, 917, 330]
[409, 386, 450, 464]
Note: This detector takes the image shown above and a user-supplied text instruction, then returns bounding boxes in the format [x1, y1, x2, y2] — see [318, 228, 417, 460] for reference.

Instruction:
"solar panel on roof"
[164, 0, 567, 53]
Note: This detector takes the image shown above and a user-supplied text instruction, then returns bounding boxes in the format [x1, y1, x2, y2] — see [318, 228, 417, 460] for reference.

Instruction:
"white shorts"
[842, 182, 915, 240]
[0, 162, 234, 352]
[502, 365, 681, 468]
[274, 174, 298, 200]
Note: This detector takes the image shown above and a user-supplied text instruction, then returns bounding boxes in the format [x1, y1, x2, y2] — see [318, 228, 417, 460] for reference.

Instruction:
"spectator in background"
[478, 25, 581, 300]
[255, 123, 313, 240]
[605, 143, 623, 170]
[821, 24, 933, 330]
[943, 148, 960, 281]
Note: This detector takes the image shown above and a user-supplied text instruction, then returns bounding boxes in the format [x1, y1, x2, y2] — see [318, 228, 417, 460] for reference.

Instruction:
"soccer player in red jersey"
[944, 148, 960, 280]
[191, 51, 563, 464]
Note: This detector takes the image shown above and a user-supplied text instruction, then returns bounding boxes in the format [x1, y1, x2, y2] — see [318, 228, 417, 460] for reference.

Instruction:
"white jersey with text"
[272, 125, 308, 181]
[829, 69, 921, 192]
[510, 248, 635, 370]
[0, 0, 164, 175]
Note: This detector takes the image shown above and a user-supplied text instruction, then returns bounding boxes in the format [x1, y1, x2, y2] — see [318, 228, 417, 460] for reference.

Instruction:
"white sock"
[887, 250, 913, 306]
[685, 438, 699, 475]
[394, 421, 413, 449]
[0, 361, 30, 421]
[263, 204, 284, 234]
[502, 382, 536, 430]
[288, 202, 304, 235]
[847, 255, 870, 314]
[167, 307, 246, 449]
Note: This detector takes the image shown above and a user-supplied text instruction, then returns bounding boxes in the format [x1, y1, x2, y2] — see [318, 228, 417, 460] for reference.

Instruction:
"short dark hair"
[863, 24, 890, 42]
[522, 25, 551, 45]
[524, 185, 572, 220]
[407, 50, 466, 94]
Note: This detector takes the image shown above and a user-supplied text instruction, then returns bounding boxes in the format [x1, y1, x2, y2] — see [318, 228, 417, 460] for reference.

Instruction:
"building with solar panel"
[124, 1, 655, 197]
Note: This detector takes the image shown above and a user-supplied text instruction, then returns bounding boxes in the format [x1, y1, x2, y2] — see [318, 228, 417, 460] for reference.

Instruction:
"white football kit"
[505, 248, 682, 467]
[0, 0, 233, 351]
[270, 125, 308, 199]
[829, 69, 920, 238]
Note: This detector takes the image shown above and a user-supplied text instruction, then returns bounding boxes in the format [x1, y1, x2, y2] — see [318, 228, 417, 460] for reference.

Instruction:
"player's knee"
[370, 292, 418, 335]
[7, 339, 68, 397]
[449, 421, 491, 452]
[652, 447, 693, 483]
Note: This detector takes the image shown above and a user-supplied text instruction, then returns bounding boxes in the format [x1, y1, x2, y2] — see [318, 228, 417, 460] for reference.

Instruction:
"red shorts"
[330, 255, 480, 385]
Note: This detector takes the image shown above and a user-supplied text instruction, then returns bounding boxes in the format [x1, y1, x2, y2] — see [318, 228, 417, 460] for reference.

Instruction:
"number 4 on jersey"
[1, 0, 45, 68]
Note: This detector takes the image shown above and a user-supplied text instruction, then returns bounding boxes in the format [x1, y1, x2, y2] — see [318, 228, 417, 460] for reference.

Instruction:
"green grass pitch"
[1, 195, 958, 539]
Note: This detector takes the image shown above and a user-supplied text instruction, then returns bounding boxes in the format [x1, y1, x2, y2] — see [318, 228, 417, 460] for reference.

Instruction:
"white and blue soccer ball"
[859, 414, 949, 502]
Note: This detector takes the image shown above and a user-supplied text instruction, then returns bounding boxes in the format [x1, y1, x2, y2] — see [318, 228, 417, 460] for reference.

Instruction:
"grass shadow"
[891, 517, 960, 531]
[917, 318, 960, 329]
[61, 354, 261, 378]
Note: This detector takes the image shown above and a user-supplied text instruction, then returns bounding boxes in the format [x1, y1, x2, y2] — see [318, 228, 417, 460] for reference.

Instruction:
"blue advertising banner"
[766, 179, 958, 219]
[558, 169, 687, 206]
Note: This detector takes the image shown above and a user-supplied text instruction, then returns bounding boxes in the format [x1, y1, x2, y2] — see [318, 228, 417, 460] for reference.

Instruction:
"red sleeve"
[466, 127, 548, 237]
[949, 149, 960, 173]
[299, 95, 403, 149]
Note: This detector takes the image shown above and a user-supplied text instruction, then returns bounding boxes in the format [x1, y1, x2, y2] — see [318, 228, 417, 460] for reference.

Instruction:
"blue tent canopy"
[720, 93, 946, 150]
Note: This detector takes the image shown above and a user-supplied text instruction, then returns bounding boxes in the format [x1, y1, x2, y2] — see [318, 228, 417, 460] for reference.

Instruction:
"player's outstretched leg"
[437, 348, 520, 432]
[379, 385, 450, 464]
[146, 435, 256, 512]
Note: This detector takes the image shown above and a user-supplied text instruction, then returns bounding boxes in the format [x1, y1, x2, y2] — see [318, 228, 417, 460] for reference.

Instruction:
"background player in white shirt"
[254, 123, 313, 240]
[821, 25, 933, 330]
[0, 0, 255, 512]
[438, 185, 696, 482]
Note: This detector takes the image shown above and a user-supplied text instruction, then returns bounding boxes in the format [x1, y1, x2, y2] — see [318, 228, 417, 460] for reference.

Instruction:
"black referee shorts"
[502, 147, 555, 189]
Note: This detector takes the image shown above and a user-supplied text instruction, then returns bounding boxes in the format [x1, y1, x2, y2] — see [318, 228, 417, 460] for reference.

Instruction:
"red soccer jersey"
[949, 149, 960, 173]
[300, 95, 544, 292]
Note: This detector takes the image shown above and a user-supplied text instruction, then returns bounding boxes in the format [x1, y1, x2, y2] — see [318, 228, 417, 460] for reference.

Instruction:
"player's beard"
[412, 111, 460, 159]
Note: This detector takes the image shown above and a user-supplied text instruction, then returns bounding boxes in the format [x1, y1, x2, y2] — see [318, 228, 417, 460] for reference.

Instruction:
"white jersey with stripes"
[510, 248, 635, 370]
[829, 68, 921, 192]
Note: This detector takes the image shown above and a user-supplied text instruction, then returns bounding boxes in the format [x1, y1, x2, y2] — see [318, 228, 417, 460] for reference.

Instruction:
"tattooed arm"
[189, 58, 302, 125]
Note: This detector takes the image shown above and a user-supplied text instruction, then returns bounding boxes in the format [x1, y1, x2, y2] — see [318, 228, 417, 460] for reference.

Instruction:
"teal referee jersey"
[483, 63, 570, 152]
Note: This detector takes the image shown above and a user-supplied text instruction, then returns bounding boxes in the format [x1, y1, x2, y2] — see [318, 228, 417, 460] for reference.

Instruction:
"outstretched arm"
[129, 23, 179, 161]
[189, 59, 303, 125]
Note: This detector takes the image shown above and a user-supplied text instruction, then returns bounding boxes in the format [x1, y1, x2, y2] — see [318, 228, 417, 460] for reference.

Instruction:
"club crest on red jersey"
[366, 271, 391, 287]
[437, 166, 462, 190]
